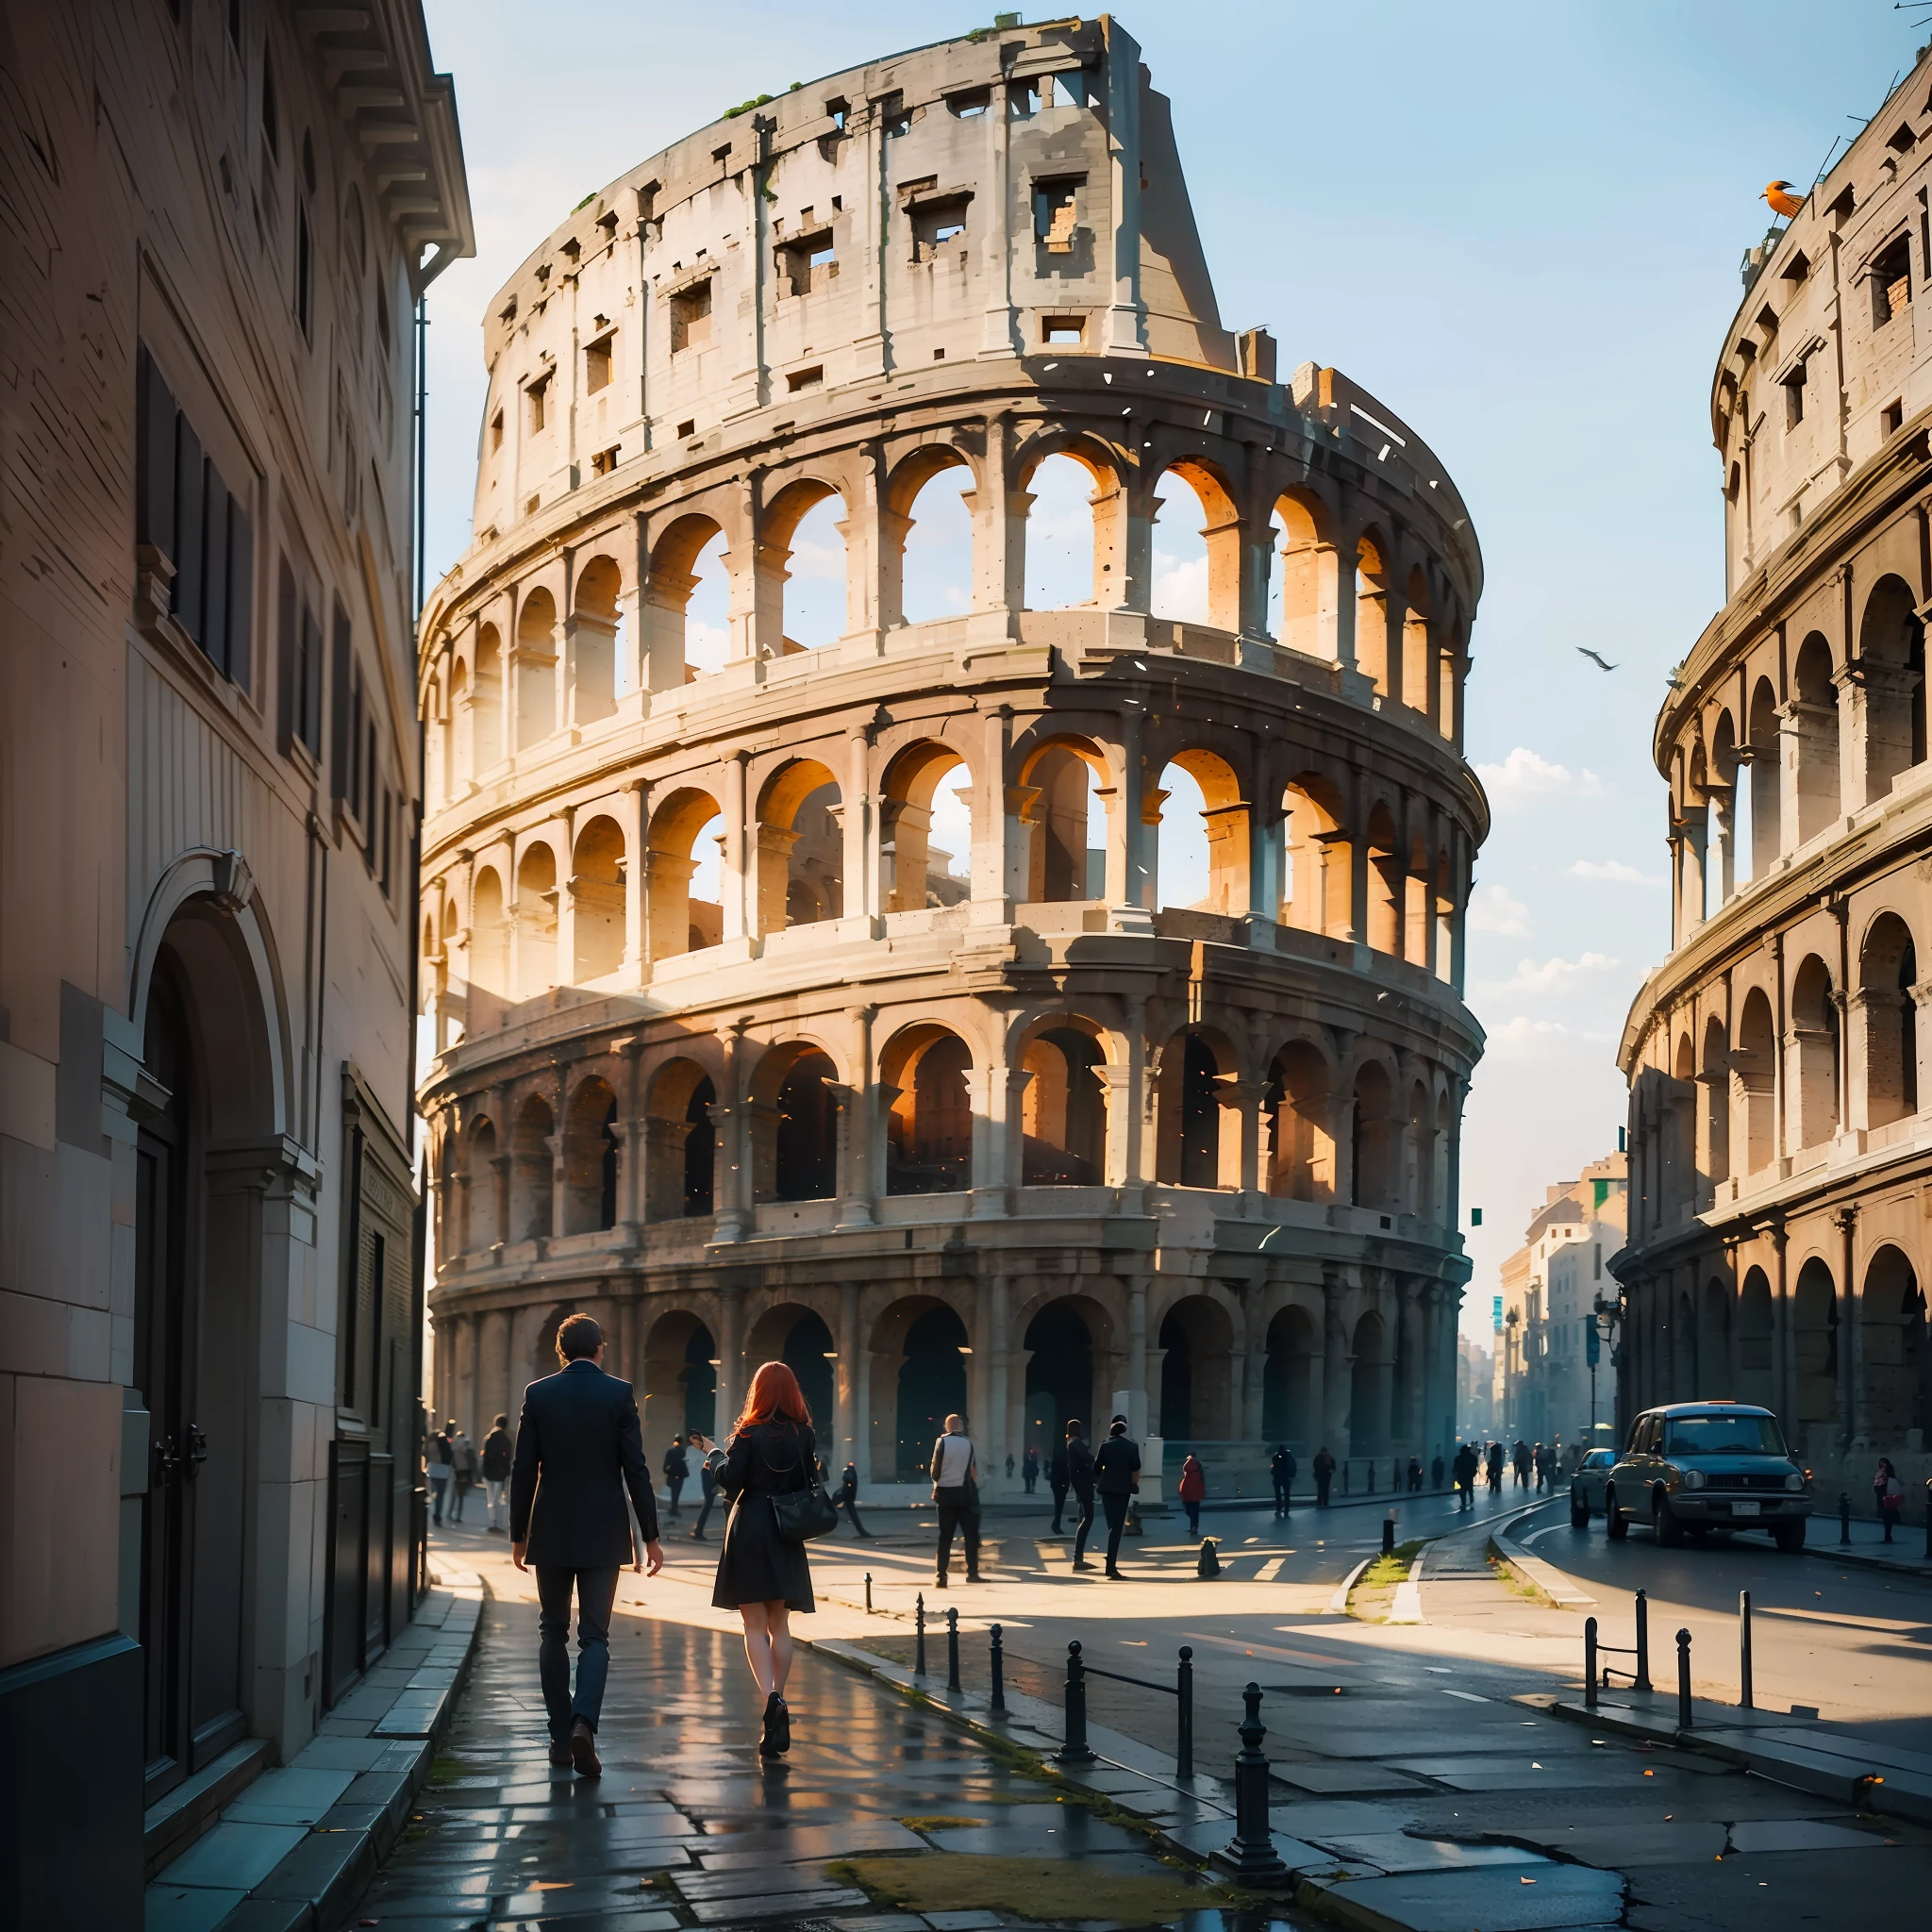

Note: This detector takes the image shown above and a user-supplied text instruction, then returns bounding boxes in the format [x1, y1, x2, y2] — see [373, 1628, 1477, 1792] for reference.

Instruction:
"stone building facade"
[0, 4, 468, 1918]
[1617, 52, 1932, 1510]
[417, 19, 1486, 1505]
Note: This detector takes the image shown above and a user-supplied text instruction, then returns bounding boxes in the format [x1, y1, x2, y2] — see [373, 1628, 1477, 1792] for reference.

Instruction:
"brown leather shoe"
[570, 1718, 601, 1777]
[548, 1737, 573, 1768]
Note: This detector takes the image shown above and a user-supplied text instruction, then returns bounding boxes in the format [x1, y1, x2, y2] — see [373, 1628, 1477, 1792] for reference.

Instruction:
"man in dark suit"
[510, 1313, 662, 1776]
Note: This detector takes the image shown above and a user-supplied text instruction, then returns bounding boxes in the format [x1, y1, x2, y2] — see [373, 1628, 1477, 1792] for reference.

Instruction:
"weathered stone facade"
[418, 20, 1486, 1501]
[1617, 52, 1932, 1507]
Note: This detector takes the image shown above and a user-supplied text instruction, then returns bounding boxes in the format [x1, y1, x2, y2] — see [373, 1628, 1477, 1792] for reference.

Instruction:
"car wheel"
[1605, 1485, 1628, 1540]
[1570, 1484, 1591, 1529]
[1774, 1520, 1807, 1554]
[1653, 1491, 1685, 1548]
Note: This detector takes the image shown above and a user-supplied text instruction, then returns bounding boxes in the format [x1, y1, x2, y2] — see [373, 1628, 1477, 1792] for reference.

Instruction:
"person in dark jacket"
[509, 1313, 662, 1777]
[690, 1433, 727, 1540]
[427, 1423, 452, 1524]
[1063, 1421, 1098, 1567]
[1091, 1419, 1141, 1577]
[1407, 1455, 1423, 1493]
[663, 1435, 690, 1517]
[1453, 1441, 1479, 1510]
[1048, 1432, 1074, 1533]
[482, 1414, 513, 1533]
[836, 1459, 872, 1536]
[1312, 1445, 1337, 1507]
[711, 1361, 820, 1757]
[1022, 1447, 1040, 1494]
[1270, 1445, 1295, 1513]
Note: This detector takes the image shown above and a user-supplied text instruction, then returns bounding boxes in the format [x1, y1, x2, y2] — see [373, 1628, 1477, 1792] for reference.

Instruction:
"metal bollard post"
[1840, 1491, 1852, 1545]
[1176, 1646, 1194, 1779]
[1214, 1684, 1289, 1882]
[864, 1572, 873, 1614]
[1584, 1616, 1599, 1711]
[946, 1606, 961, 1693]
[1740, 1591, 1754, 1710]
[1382, 1512, 1395, 1557]
[1676, 1627, 1693, 1731]
[990, 1624, 1007, 1713]
[1056, 1641, 1095, 1764]
[1633, 1588, 1653, 1693]
[914, 1593, 926, 1677]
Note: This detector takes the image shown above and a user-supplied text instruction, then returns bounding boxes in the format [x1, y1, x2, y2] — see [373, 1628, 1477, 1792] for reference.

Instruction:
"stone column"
[714, 1291, 740, 1456]
[1398, 1283, 1424, 1448]
[988, 1274, 1010, 1495]
[710, 1022, 749, 1243]
[844, 725, 873, 923]
[965, 419, 1026, 619]
[1323, 1271, 1352, 1452]
[974, 704, 1014, 923]
[836, 1282, 860, 1478]
[836, 1005, 875, 1227]
[1124, 1277, 1149, 1441]
[622, 780, 648, 971]
[722, 751, 749, 943]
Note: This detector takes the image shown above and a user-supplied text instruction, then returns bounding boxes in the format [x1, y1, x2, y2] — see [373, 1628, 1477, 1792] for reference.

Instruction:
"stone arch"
[470, 864, 507, 996]
[1351, 1059, 1396, 1209]
[1858, 909, 1918, 1127]
[1738, 1266, 1774, 1408]
[516, 585, 559, 750]
[444, 658, 468, 791]
[887, 442, 977, 626]
[1792, 1255, 1839, 1431]
[1401, 564, 1434, 714]
[1017, 734, 1111, 904]
[1364, 799, 1401, 955]
[1281, 770, 1352, 937]
[756, 757, 843, 932]
[643, 510, 728, 685]
[1157, 1291, 1238, 1441]
[1791, 632, 1840, 841]
[1272, 487, 1337, 660]
[1860, 1244, 1925, 1441]
[1021, 1291, 1111, 1458]
[881, 1023, 974, 1195]
[1262, 1302, 1319, 1446]
[763, 475, 852, 652]
[870, 1294, 970, 1479]
[1747, 675, 1780, 871]
[1154, 746, 1247, 914]
[1669, 1030, 1697, 1210]
[509, 1093, 554, 1242]
[1149, 456, 1240, 629]
[1015, 431, 1124, 611]
[1857, 572, 1924, 798]
[749, 1040, 841, 1203]
[1790, 953, 1840, 1149]
[571, 814, 625, 981]
[1698, 1275, 1731, 1397]
[1350, 1308, 1391, 1454]
[744, 1300, 838, 1433]
[562, 1074, 618, 1234]
[572, 553, 623, 722]
[1737, 985, 1776, 1173]
[1702, 1011, 1729, 1185]
[640, 1307, 718, 1471]
[515, 841, 558, 996]
[881, 739, 973, 913]
[1354, 525, 1391, 696]
[474, 623, 504, 770]
[645, 785, 724, 959]
[1404, 1078, 1434, 1219]
[1155, 1027, 1241, 1189]
[1264, 1037, 1334, 1201]
[1017, 1017, 1108, 1185]
[464, 1115, 498, 1252]
[644, 1057, 716, 1219]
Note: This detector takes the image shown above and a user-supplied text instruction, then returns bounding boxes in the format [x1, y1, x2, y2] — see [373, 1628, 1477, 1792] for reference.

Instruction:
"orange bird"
[1762, 180, 1806, 220]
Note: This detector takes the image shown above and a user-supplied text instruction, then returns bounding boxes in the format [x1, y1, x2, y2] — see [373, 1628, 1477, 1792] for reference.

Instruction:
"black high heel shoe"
[770, 1692, 791, 1754]
[759, 1691, 785, 1757]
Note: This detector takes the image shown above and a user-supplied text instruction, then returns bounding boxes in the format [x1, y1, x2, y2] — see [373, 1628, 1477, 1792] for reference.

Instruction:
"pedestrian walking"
[690, 1432, 727, 1540]
[711, 1361, 824, 1757]
[1430, 1453, 1444, 1490]
[1022, 1446, 1040, 1494]
[1065, 1421, 1099, 1568]
[482, 1413, 513, 1532]
[427, 1421, 452, 1524]
[1534, 1441, 1551, 1491]
[1512, 1439, 1530, 1488]
[1048, 1431, 1073, 1533]
[1092, 1418, 1141, 1576]
[930, 1413, 982, 1586]
[1271, 1444, 1295, 1512]
[1006, 1453, 1015, 1480]
[1486, 1441, 1503, 1496]
[1407, 1455, 1423, 1493]
[835, 1459, 872, 1536]
[663, 1435, 690, 1517]
[1454, 1441, 1478, 1511]
[1312, 1444, 1336, 1508]
[1875, 1457, 1905, 1542]
[449, 1425, 479, 1523]
[508, 1312, 663, 1778]
[1177, 1451, 1206, 1538]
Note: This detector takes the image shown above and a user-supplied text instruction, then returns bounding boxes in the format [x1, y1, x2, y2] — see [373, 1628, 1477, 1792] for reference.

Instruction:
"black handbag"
[761, 1426, 840, 1543]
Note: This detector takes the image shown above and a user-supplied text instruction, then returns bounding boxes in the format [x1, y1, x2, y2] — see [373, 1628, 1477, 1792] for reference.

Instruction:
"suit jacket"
[508, 1360, 660, 1568]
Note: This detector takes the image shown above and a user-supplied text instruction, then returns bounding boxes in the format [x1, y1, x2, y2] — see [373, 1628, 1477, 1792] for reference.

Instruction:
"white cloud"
[1569, 858, 1659, 884]
[1486, 1015, 1572, 1057]
[1468, 881, 1534, 937]
[1490, 951, 1621, 994]
[1475, 746, 1605, 808]
[1150, 549, 1209, 623]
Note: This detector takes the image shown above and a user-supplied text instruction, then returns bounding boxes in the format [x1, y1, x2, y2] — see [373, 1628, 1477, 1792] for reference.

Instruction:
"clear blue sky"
[418, 1, 1924, 1336]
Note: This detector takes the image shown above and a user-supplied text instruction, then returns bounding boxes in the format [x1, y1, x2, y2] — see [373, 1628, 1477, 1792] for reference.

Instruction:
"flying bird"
[1762, 180, 1806, 220]
[1576, 648, 1618, 672]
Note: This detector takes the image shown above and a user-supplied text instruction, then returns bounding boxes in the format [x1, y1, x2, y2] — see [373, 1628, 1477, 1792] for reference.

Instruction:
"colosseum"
[1617, 58, 1932, 1507]
[416, 17, 1487, 1502]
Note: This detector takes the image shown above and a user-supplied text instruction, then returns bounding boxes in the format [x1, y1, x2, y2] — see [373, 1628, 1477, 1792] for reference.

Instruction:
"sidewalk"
[145, 1565, 482, 1932]
[1734, 1511, 1932, 1576]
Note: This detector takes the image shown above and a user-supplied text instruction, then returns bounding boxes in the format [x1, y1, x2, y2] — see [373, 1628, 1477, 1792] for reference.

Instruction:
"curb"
[1490, 1519, 1595, 1608]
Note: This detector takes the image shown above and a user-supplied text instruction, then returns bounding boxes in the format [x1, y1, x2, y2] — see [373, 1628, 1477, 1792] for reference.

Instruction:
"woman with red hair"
[711, 1359, 818, 1755]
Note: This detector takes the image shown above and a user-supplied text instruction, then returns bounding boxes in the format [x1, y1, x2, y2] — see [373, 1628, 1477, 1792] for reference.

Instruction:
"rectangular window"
[173, 418, 205, 643]
[1784, 365, 1806, 428]
[775, 230, 838, 297]
[1041, 314, 1086, 345]
[490, 408, 504, 451]
[526, 373, 549, 433]
[1874, 234, 1913, 327]
[135, 346, 176, 554]
[786, 365, 824, 393]
[1883, 398, 1905, 437]
[591, 444, 620, 476]
[380, 789, 392, 896]
[584, 333, 613, 393]
[1034, 177, 1081, 253]
[330, 600, 353, 803]
[670, 278, 713, 353]
[911, 195, 972, 264]
[946, 87, 991, 119]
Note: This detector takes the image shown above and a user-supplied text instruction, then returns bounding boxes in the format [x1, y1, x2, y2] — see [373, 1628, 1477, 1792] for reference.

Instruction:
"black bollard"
[864, 1572, 873, 1614]
[946, 1606, 961, 1691]
[1676, 1627, 1693, 1731]
[1584, 1616, 1599, 1711]
[914, 1592, 926, 1676]
[1633, 1588, 1653, 1693]
[1176, 1646, 1194, 1779]
[1056, 1641, 1095, 1764]
[1382, 1513, 1395, 1557]
[1840, 1491, 1852, 1545]
[990, 1624, 1007, 1713]
[1740, 1591, 1754, 1710]
[1197, 1538, 1221, 1577]
[1213, 1684, 1289, 1883]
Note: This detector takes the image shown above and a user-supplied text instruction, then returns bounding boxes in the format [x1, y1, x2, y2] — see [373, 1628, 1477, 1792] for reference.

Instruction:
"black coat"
[1093, 1436, 1141, 1495]
[481, 1427, 513, 1482]
[508, 1360, 660, 1567]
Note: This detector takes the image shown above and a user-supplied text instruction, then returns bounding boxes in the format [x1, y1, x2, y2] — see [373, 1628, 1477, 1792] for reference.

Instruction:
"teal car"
[1602, 1402, 1811, 1553]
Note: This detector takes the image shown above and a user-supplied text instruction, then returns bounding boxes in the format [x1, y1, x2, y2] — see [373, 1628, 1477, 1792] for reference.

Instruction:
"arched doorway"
[1158, 1294, 1236, 1442]
[1262, 1304, 1317, 1447]
[744, 1303, 836, 1436]
[891, 1303, 970, 1478]
[1349, 1310, 1391, 1454]
[1024, 1299, 1096, 1459]
[641, 1310, 717, 1471]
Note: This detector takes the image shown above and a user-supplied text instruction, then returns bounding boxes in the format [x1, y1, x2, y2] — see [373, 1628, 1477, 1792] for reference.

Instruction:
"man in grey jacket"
[929, 1413, 981, 1588]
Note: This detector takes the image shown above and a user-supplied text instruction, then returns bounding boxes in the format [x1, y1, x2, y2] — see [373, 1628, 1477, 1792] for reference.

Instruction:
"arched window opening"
[464, 1118, 497, 1252]
[1281, 775, 1351, 938]
[1156, 1033, 1228, 1188]
[1790, 954, 1840, 1149]
[1262, 1304, 1318, 1445]
[1021, 1026, 1106, 1184]
[1158, 1295, 1235, 1442]
[1023, 453, 1099, 609]
[1351, 1062, 1393, 1209]
[445, 660, 469, 792]
[643, 517, 730, 685]
[474, 625, 504, 771]
[645, 789, 724, 959]
[1264, 1041, 1333, 1201]
[470, 867, 507, 996]
[1401, 567, 1433, 715]
[1271, 492, 1336, 659]
[1857, 575, 1924, 799]
[563, 1077, 619, 1234]
[1697, 1277, 1730, 1397]
[510, 1096, 554, 1243]
[776, 489, 848, 651]
[758, 759, 842, 933]
[642, 1061, 714, 1219]
[1154, 751, 1247, 915]
[682, 1078, 716, 1215]
[1791, 633, 1840, 841]
[1364, 804, 1402, 956]
[894, 1303, 968, 1479]
[1349, 1309, 1391, 1454]
[900, 461, 974, 625]
[1669, 1033, 1698, 1211]
[572, 555, 623, 722]
[1746, 676, 1780, 873]
[882, 742, 973, 912]
[1792, 1257, 1839, 1439]
[885, 1029, 973, 1195]
[1701, 1014, 1729, 1186]
[760, 1047, 838, 1202]
[515, 843, 558, 997]
[1708, 711, 1740, 908]
[1738, 1268, 1774, 1408]
[1433, 847, 1455, 977]
[1860, 912, 1918, 1128]
[424, 676, 445, 806]
[1354, 530, 1390, 696]
[1432, 1093, 1453, 1224]
[1149, 468, 1211, 625]
[515, 587, 558, 750]
[1023, 1299, 1095, 1457]
[1405, 1080, 1433, 1219]
[571, 815, 625, 981]
[1861, 1246, 1924, 1440]
[781, 1308, 837, 1432]
[1737, 987, 1776, 1173]
[1022, 741, 1108, 903]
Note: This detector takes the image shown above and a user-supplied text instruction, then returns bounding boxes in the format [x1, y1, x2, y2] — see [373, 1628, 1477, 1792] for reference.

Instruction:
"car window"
[1663, 1414, 1788, 1457]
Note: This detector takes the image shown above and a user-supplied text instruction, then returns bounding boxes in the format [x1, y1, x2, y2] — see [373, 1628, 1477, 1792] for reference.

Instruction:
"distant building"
[1457, 1331, 1495, 1438]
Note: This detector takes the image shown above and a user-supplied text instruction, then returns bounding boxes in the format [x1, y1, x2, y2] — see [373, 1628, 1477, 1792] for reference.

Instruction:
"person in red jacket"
[1177, 1453, 1207, 1537]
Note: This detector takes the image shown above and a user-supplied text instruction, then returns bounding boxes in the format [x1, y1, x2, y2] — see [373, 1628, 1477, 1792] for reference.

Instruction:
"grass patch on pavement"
[898, 1815, 989, 1831]
[1486, 1540, 1554, 1605]
[1348, 1540, 1424, 1621]
[832, 1854, 1233, 1921]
